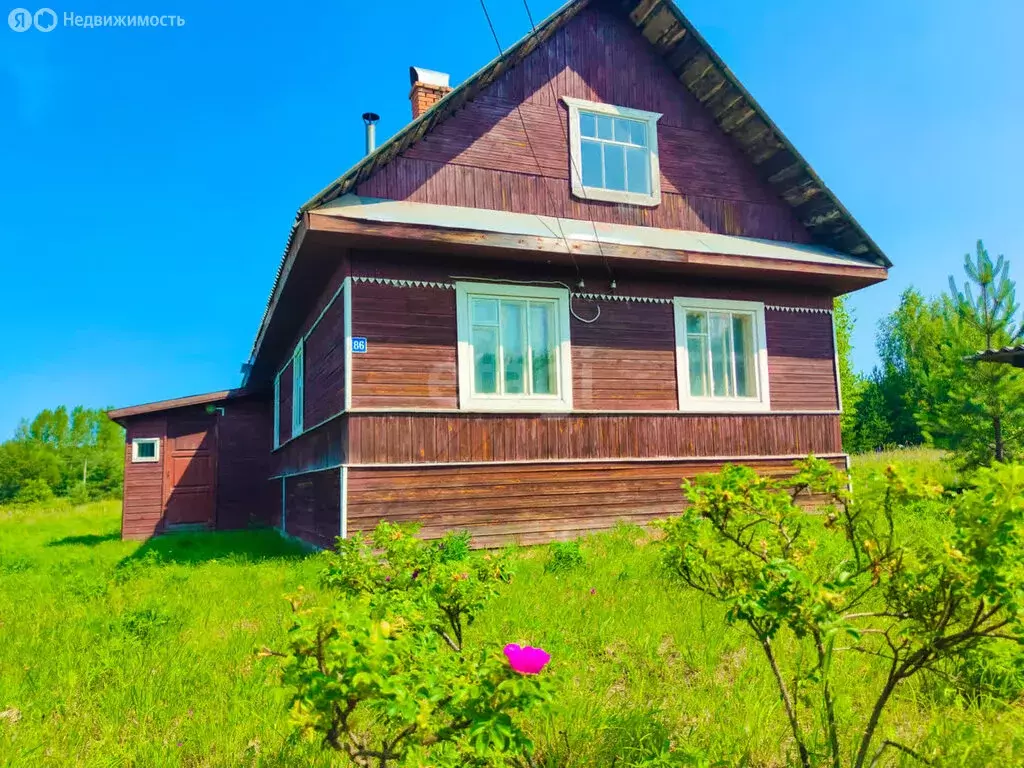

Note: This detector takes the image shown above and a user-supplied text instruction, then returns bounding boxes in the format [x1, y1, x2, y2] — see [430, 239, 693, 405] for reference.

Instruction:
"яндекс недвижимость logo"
[8, 7, 56, 31]
[8, 8, 183, 31]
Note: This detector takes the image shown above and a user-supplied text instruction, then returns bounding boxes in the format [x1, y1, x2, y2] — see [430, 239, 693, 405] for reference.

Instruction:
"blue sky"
[1, 0, 1021, 438]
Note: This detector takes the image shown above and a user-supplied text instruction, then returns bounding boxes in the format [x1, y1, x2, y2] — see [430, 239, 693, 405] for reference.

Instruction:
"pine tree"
[945, 240, 1024, 466]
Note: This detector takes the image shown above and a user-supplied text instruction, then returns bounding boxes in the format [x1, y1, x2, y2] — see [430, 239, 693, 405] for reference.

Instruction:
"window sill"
[459, 398, 573, 413]
[570, 185, 660, 207]
[678, 399, 772, 414]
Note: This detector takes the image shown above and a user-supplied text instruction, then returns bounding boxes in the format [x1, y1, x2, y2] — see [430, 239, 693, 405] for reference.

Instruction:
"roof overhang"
[309, 196, 887, 287]
[108, 388, 256, 423]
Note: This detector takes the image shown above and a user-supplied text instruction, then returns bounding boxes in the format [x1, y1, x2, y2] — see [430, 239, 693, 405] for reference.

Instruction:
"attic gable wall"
[356, 5, 809, 243]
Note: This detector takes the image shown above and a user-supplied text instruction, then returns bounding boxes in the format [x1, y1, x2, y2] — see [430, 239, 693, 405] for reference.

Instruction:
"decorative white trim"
[131, 437, 160, 463]
[353, 275, 455, 290]
[765, 304, 833, 315]
[343, 277, 353, 412]
[270, 462, 345, 480]
[344, 407, 840, 416]
[349, 276, 830, 315]
[562, 96, 662, 207]
[455, 281, 573, 412]
[673, 297, 772, 414]
[339, 465, 348, 540]
[344, 453, 848, 470]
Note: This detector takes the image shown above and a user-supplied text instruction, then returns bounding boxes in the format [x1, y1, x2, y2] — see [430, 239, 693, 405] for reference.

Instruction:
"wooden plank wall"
[355, 5, 809, 243]
[347, 257, 838, 414]
[284, 468, 340, 549]
[271, 417, 347, 478]
[304, 270, 347, 427]
[350, 281, 457, 409]
[347, 413, 841, 464]
[216, 398, 275, 529]
[766, 311, 839, 411]
[277, 361, 293, 445]
[347, 457, 846, 548]
[121, 416, 167, 539]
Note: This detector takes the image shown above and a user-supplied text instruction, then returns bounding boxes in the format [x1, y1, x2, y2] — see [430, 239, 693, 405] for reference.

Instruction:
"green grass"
[1, 468, 1021, 766]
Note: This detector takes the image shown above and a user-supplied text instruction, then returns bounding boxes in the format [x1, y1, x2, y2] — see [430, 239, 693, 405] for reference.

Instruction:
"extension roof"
[247, 0, 890, 377]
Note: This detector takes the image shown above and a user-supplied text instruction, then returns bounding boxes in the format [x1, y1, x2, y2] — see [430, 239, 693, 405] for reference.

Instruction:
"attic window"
[563, 97, 662, 207]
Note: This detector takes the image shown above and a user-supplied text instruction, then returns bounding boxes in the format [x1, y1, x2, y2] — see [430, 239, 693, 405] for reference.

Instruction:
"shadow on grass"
[47, 532, 122, 547]
[117, 527, 314, 568]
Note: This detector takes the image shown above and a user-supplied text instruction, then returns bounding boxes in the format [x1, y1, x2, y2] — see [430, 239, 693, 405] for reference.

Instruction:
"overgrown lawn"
[0, 460, 1020, 766]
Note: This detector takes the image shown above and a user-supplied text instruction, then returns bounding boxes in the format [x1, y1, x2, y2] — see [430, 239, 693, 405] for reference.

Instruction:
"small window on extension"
[131, 437, 160, 463]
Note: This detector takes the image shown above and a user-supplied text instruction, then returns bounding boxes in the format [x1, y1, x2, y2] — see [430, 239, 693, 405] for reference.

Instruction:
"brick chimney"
[409, 66, 452, 119]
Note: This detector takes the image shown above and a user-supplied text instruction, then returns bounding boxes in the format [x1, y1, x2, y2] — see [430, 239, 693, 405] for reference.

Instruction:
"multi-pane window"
[579, 112, 651, 196]
[563, 97, 661, 206]
[456, 283, 573, 411]
[674, 298, 770, 411]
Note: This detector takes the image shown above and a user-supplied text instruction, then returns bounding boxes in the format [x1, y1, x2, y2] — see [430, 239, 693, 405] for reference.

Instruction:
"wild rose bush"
[265, 522, 552, 767]
[656, 457, 1024, 768]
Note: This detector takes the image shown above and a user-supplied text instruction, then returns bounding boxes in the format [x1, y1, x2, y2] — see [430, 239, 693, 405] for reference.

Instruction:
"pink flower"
[503, 643, 551, 675]
[590, 588, 596, 595]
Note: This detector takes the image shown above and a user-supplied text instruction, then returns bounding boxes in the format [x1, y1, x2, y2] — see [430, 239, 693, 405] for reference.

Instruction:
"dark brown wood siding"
[303, 267, 347, 428]
[271, 417, 347, 478]
[350, 281, 457, 409]
[347, 256, 838, 414]
[216, 397, 275, 529]
[121, 416, 166, 539]
[347, 457, 845, 548]
[355, 5, 808, 243]
[767, 310, 839, 411]
[277, 361, 293, 445]
[572, 300, 677, 410]
[347, 412, 841, 464]
[284, 468, 340, 549]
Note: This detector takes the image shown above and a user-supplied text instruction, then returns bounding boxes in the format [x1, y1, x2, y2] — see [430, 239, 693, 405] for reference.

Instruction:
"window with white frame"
[563, 97, 662, 206]
[131, 437, 160, 463]
[455, 282, 573, 411]
[673, 298, 771, 412]
[291, 342, 304, 435]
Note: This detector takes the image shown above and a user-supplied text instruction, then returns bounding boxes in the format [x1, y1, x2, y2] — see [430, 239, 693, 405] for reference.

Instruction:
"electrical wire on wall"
[450, 276, 601, 323]
[519, 0, 617, 287]
[475, 0, 610, 322]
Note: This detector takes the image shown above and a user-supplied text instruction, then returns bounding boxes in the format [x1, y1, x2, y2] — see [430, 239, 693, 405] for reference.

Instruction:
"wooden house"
[109, 0, 889, 548]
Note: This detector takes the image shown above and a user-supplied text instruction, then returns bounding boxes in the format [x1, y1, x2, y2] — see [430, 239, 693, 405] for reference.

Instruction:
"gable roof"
[300, 0, 889, 267]
[247, 0, 890, 376]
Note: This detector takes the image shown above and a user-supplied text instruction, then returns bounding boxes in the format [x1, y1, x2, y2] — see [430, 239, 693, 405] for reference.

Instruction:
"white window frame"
[673, 297, 771, 413]
[291, 342, 304, 436]
[131, 437, 160, 463]
[273, 372, 281, 449]
[455, 282, 573, 412]
[562, 96, 662, 207]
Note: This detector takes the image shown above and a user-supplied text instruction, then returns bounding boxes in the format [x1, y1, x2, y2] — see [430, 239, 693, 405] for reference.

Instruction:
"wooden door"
[163, 416, 218, 528]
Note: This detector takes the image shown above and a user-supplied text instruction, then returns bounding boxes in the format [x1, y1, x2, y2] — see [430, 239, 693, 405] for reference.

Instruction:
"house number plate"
[351, 337, 368, 353]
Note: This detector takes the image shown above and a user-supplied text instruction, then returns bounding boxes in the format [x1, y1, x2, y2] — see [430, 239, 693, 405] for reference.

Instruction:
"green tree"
[1, 406, 124, 504]
[833, 297, 865, 449]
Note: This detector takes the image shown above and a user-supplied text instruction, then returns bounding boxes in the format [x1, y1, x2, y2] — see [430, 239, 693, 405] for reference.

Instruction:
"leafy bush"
[655, 457, 1024, 768]
[266, 522, 552, 766]
[544, 540, 585, 574]
[13, 478, 55, 505]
